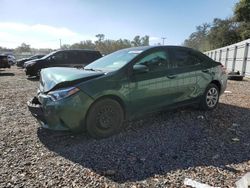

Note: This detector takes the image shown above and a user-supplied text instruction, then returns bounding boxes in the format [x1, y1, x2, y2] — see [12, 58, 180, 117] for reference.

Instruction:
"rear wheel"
[200, 83, 219, 110]
[86, 98, 124, 139]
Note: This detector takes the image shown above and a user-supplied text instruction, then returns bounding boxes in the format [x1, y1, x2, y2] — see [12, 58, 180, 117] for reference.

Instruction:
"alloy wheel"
[206, 87, 218, 108]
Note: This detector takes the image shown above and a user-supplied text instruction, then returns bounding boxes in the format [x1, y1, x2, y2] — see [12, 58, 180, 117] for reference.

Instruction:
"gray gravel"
[0, 67, 250, 187]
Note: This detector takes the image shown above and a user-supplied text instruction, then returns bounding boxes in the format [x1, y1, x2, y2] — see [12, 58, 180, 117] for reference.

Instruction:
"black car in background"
[16, 54, 45, 68]
[0, 55, 11, 68]
[25, 49, 102, 77]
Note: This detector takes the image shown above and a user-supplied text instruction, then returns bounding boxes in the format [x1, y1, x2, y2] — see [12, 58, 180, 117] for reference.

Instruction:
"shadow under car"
[37, 103, 250, 183]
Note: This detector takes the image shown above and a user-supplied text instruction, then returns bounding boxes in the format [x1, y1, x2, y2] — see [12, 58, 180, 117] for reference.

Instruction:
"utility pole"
[59, 39, 62, 49]
[161, 37, 166, 45]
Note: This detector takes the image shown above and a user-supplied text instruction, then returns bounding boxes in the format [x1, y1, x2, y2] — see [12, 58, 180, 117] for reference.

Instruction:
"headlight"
[48, 87, 80, 101]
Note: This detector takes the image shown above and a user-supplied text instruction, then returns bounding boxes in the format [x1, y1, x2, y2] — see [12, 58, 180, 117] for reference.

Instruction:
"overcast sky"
[0, 0, 238, 49]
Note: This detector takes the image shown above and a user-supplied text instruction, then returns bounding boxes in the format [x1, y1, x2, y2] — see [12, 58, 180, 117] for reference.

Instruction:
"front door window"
[135, 51, 170, 72]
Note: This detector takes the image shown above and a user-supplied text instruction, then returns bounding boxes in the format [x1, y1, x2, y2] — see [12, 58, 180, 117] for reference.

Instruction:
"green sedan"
[28, 46, 227, 138]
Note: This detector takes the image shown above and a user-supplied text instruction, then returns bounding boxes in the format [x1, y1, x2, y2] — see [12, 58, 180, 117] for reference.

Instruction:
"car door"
[68, 51, 80, 67]
[128, 48, 177, 114]
[81, 51, 91, 66]
[168, 48, 203, 103]
[50, 51, 70, 67]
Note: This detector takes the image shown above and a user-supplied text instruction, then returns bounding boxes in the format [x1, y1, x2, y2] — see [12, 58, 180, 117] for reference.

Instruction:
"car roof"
[56, 49, 100, 53]
[123, 45, 197, 52]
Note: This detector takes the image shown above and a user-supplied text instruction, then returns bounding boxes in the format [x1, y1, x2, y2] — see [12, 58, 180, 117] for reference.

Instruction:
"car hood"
[18, 58, 28, 62]
[40, 67, 105, 93]
[24, 60, 37, 67]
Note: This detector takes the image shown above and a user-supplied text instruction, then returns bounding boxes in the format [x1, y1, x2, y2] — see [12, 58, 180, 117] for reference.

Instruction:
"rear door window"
[171, 49, 202, 68]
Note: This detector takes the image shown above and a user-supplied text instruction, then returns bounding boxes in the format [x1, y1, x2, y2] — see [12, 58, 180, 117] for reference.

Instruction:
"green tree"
[208, 18, 240, 49]
[238, 22, 250, 39]
[184, 23, 210, 51]
[141, 35, 149, 46]
[131, 35, 141, 46]
[234, 0, 250, 22]
[61, 44, 70, 50]
[94, 34, 133, 54]
[95, 34, 105, 42]
[15, 43, 31, 53]
[234, 0, 250, 40]
[184, 0, 250, 51]
[95, 39, 132, 55]
[131, 35, 150, 46]
[71, 40, 95, 50]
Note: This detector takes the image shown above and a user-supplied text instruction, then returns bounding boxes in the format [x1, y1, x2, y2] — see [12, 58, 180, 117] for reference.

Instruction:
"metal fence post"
[232, 46, 238, 72]
[225, 48, 229, 68]
[214, 51, 217, 61]
[219, 49, 222, 62]
[242, 43, 249, 76]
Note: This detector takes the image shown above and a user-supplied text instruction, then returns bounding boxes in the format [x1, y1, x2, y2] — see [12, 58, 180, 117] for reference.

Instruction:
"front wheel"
[86, 98, 124, 139]
[200, 83, 220, 110]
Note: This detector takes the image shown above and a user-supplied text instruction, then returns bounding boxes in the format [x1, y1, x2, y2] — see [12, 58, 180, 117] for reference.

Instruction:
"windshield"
[85, 49, 142, 72]
[30, 55, 42, 60]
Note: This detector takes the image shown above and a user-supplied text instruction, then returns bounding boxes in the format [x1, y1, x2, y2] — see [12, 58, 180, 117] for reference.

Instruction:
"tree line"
[61, 34, 149, 55]
[184, 0, 250, 52]
[0, 35, 149, 55]
[0, 43, 53, 55]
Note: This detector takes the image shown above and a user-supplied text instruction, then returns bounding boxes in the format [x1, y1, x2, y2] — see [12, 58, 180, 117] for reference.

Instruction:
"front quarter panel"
[78, 72, 130, 109]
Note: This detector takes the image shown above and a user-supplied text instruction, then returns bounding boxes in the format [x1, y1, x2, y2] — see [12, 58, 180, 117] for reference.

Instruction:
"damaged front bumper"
[27, 91, 94, 131]
[28, 97, 47, 123]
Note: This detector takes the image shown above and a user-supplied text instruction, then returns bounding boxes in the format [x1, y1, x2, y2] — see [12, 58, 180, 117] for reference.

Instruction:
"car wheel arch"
[86, 95, 126, 120]
[210, 80, 221, 93]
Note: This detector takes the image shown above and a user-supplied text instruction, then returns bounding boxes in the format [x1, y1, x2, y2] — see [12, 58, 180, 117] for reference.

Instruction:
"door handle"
[167, 75, 176, 79]
[202, 69, 209, 73]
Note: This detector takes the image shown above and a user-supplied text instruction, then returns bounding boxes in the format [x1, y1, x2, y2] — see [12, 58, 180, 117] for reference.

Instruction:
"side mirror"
[133, 64, 149, 74]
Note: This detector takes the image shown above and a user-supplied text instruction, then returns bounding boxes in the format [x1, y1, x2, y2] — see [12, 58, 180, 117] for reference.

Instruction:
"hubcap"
[206, 87, 218, 108]
[98, 106, 115, 129]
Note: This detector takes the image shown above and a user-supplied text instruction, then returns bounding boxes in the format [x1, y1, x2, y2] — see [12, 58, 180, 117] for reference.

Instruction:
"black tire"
[200, 83, 220, 111]
[228, 75, 244, 81]
[86, 98, 124, 139]
[36, 69, 41, 78]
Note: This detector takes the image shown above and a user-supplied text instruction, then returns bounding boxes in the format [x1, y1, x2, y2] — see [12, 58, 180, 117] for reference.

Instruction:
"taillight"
[220, 64, 227, 74]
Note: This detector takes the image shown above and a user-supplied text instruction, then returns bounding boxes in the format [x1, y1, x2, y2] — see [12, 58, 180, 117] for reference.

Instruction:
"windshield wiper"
[84, 68, 103, 72]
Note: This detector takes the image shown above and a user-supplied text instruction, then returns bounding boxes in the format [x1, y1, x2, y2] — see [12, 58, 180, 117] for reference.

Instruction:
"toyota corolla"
[28, 46, 227, 138]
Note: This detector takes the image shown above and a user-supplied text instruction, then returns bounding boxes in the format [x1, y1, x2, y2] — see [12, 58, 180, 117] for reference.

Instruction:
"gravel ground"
[0, 66, 250, 188]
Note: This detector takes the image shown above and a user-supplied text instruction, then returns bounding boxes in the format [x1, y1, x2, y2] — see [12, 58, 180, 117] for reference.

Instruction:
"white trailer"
[204, 39, 250, 77]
